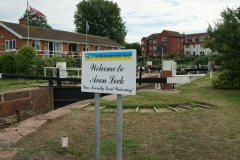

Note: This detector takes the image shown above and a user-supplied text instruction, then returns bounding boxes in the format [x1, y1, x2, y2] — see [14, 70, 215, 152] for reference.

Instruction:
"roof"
[163, 30, 184, 37]
[183, 32, 208, 38]
[0, 20, 124, 48]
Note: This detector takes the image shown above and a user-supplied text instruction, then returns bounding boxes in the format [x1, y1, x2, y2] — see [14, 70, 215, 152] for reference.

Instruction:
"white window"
[149, 40, 152, 44]
[192, 37, 196, 42]
[149, 46, 152, 50]
[32, 40, 40, 50]
[153, 39, 158, 43]
[54, 42, 62, 54]
[153, 46, 157, 50]
[162, 37, 167, 42]
[5, 39, 16, 51]
[199, 36, 205, 41]
[185, 37, 190, 42]
[141, 40, 145, 44]
[200, 51, 205, 55]
[142, 47, 145, 51]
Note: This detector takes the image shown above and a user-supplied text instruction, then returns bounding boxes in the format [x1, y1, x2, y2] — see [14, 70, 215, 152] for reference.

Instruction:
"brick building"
[0, 18, 124, 58]
[141, 30, 211, 57]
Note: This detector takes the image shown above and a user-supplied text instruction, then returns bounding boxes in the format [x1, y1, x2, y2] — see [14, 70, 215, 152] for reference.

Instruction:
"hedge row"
[0, 46, 76, 76]
[212, 70, 240, 89]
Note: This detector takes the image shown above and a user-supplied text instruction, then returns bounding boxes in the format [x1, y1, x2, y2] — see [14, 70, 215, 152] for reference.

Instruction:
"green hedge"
[0, 52, 16, 74]
[0, 46, 76, 76]
[212, 70, 240, 89]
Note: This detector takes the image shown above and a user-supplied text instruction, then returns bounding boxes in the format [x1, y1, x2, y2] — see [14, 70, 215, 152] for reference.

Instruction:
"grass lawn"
[8, 72, 240, 159]
[0, 79, 47, 92]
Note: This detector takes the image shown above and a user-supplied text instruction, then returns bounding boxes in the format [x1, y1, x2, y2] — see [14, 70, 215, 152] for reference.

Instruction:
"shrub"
[0, 52, 16, 74]
[212, 70, 240, 89]
[194, 55, 209, 65]
[15, 46, 36, 74]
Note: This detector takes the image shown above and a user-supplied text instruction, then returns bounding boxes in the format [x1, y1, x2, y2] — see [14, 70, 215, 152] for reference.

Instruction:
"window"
[162, 37, 167, 42]
[199, 36, 205, 41]
[32, 40, 40, 50]
[149, 46, 152, 50]
[182, 38, 184, 42]
[153, 53, 157, 56]
[192, 37, 196, 42]
[149, 52, 152, 56]
[142, 47, 145, 50]
[153, 46, 157, 50]
[54, 42, 62, 54]
[111, 47, 114, 50]
[153, 39, 158, 43]
[141, 40, 145, 44]
[200, 44, 204, 48]
[149, 40, 152, 44]
[5, 40, 16, 51]
[186, 45, 190, 48]
[185, 37, 190, 42]
[200, 51, 205, 55]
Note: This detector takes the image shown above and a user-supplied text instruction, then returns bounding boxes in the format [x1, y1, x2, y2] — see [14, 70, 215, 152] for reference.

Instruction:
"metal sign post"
[94, 93, 100, 160]
[116, 94, 122, 160]
[81, 50, 136, 160]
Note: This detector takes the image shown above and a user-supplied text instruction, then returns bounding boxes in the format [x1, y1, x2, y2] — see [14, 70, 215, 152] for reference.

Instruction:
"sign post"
[81, 50, 136, 160]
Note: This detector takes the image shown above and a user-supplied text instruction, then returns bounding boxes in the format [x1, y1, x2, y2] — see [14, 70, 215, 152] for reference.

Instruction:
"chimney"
[19, 18, 27, 26]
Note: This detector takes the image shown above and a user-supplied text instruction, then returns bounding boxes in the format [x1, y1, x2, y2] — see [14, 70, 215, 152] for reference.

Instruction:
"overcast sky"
[0, 0, 239, 43]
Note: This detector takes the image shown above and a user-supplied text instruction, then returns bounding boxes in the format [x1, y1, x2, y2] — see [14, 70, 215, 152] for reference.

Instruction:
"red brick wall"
[0, 87, 53, 129]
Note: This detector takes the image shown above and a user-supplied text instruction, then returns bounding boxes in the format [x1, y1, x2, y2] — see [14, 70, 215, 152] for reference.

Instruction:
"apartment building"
[141, 30, 184, 57]
[141, 30, 211, 57]
[183, 33, 211, 56]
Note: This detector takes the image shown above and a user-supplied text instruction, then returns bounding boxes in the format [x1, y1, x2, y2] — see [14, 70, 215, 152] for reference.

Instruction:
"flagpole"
[86, 20, 87, 51]
[27, 0, 29, 45]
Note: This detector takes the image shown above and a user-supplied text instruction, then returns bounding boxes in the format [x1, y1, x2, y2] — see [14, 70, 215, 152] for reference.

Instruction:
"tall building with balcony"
[141, 30, 212, 57]
[183, 33, 211, 56]
[141, 30, 184, 57]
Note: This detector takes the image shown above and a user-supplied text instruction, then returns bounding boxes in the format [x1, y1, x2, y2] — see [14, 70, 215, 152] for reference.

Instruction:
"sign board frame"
[81, 50, 137, 95]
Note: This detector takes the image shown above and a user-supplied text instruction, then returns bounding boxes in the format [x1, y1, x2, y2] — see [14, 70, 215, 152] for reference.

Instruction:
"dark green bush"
[15, 46, 36, 74]
[0, 52, 16, 74]
[212, 70, 240, 89]
[194, 55, 209, 65]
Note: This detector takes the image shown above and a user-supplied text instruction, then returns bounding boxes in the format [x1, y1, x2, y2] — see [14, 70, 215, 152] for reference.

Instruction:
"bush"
[0, 52, 16, 74]
[15, 46, 36, 74]
[194, 55, 209, 65]
[212, 70, 240, 89]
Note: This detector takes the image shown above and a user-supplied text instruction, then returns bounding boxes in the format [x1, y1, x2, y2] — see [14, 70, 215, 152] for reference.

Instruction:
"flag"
[29, 6, 46, 20]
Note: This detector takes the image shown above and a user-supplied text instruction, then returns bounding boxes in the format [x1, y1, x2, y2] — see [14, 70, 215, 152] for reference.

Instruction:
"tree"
[123, 42, 141, 55]
[74, 0, 127, 44]
[22, 9, 52, 29]
[204, 6, 240, 71]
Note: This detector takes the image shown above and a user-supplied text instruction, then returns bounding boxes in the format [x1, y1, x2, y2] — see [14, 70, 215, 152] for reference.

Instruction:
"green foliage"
[15, 46, 37, 74]
[123, 42, 141, 55]
[74, 0, 127, 44]
[0, 52, 16, 73]
[204, 6, 240, 71]
[194, 55, 209, 65]
[212, 70, 240, 89]
[22, 9, 52, 29]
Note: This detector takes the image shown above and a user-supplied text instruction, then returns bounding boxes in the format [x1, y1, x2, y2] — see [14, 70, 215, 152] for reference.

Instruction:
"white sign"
[81, 50, 136, 95]
[59, 68, 67, 78]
